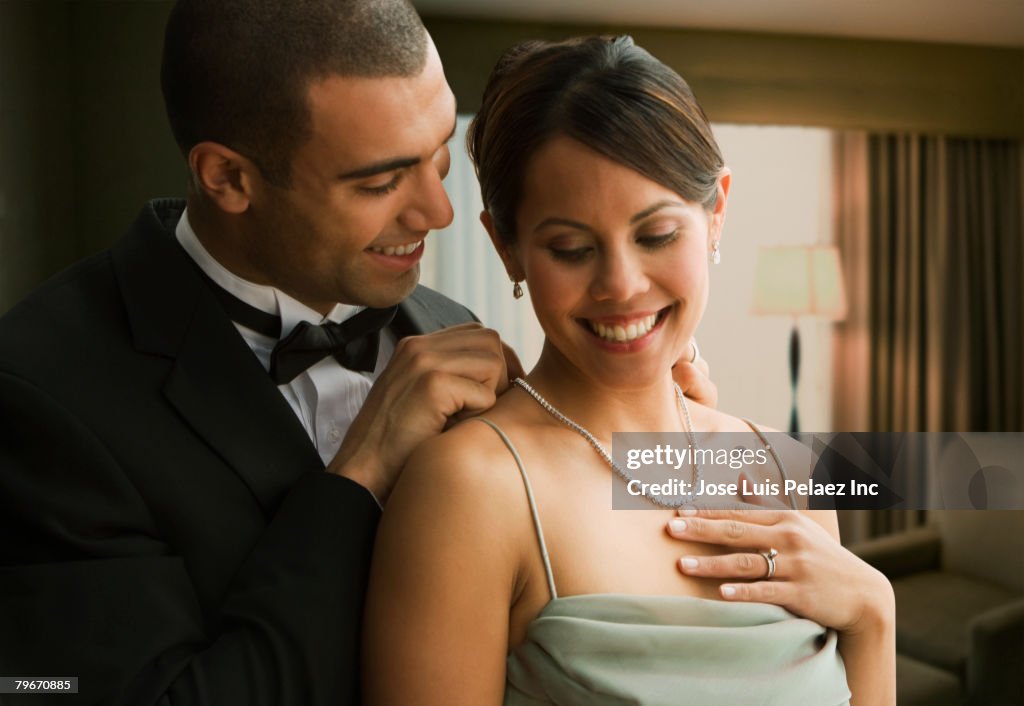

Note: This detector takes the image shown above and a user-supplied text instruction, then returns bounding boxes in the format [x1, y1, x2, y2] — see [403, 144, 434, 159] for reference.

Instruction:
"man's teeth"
[589, 314, 659, 342]
[369, 240, 423, 256]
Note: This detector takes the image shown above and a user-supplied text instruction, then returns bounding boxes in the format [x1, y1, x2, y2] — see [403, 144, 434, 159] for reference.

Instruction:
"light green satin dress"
[475, 418, 851, 706]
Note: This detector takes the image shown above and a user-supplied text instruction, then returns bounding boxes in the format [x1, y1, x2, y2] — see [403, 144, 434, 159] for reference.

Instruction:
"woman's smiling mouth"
[579, 306, 671, 345]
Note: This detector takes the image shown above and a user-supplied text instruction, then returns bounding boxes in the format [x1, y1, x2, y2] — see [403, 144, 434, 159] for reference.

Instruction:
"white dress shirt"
[175, 209, 395, 468]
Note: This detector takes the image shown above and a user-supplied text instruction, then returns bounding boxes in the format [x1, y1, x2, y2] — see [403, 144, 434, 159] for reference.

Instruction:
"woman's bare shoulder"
[394, 412, 534, 512]
[375, 413, 541, 586]
[687, 401, 771, 433]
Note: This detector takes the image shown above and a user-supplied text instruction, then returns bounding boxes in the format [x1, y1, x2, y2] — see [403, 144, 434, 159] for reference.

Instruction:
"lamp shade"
[751, 245, 847, 320]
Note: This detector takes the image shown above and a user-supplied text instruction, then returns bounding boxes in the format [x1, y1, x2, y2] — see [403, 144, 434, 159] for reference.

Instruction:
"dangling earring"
[710, 240, 721, 265]
[512, 280, 524, 299]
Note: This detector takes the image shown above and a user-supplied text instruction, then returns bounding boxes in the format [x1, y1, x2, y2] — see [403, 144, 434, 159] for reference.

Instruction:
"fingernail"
[679, 505, 697, 517]
[669, 519, 687, 534]
[680, 557, 698, 570]
[721, 585, 736, 598]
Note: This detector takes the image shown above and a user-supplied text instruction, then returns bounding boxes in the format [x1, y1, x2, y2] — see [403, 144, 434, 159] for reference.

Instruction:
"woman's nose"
[589, 251, 650, 302]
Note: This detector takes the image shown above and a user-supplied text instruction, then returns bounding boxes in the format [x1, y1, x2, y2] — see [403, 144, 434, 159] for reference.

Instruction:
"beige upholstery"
[851, 511, 1024, 706]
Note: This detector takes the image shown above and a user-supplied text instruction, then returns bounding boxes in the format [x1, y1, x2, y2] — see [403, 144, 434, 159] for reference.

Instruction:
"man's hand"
[326, 323, 524, 503]
[672, 338, 717, 408]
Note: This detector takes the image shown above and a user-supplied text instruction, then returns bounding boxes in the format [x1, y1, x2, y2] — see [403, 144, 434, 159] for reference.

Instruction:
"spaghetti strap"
[473, 417, 558, 601]
[741, 419, 799, 510]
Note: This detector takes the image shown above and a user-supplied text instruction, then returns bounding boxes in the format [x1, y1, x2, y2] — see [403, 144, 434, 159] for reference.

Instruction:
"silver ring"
[689, 339, 700, 364]
[760, 547, 779, 579]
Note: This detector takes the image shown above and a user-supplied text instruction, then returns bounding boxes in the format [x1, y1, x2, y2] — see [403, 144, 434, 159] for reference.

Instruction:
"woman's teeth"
[369, 240, 423, 256]
[588, 313, 659, 343]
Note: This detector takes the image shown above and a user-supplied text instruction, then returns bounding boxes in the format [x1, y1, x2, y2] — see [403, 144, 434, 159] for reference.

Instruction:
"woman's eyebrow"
[533, 217, 594, 233]
[533, 200, 688, 232]
[630, 200, 686, 223]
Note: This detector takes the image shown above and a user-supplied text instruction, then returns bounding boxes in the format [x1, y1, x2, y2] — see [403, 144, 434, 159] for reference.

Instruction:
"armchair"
[850, 511, 1024, 706]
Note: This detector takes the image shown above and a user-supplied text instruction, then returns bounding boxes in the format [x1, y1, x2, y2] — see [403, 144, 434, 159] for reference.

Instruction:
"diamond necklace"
[512, 377, 703, 508]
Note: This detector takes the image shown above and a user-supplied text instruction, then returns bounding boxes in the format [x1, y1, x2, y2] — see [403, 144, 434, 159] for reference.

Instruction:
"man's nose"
[400, 166, 454, 232]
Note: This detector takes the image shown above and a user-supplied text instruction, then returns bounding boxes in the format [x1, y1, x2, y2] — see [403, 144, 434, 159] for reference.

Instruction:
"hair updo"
[467, 35, 725, 244]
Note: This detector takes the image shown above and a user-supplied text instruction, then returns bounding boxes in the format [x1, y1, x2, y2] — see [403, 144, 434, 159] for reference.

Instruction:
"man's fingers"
[400, 348, 508, 389]
[501, 341, 526, 383]
[422, 322, 505, 349]
[388, 326, 510, 388]
[421, 321, 487, 334]
[688, 337, 710, 379]
[396, 326, 513, 379]
[397, 324, 502, 355]
[422, 372, 498, 420]
[331, 327, 510, 501]
[671, 362, 718, 408]
[397, 322, 490, 345]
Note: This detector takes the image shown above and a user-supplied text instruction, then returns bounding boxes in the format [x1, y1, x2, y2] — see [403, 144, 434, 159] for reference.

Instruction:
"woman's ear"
[709, 167, 732, 245]
[188, 142, 260, 214]
[480, 211, 524, 281]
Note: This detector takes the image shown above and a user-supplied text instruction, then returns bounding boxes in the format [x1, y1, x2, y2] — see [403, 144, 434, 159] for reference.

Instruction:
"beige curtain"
[869, 135, 1022, 431]
[832, 133, 1024, 541]
[832, 133, 872, 434]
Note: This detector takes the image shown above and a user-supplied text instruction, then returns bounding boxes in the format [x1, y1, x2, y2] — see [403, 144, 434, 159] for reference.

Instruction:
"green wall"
[1, 2, 1020, 313]
[0, 1, 75, 309]
[0, 0, 180, 313]
[425, 17, 1024, 138]
[68, 1, 184, 258]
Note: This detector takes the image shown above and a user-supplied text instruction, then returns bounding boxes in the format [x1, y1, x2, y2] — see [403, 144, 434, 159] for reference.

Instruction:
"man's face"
[244, 37, 456, 311]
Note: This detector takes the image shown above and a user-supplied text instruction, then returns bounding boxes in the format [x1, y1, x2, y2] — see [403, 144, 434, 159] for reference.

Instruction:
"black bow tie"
[200, 271, 397, 384]
[269, 307, 396, 383]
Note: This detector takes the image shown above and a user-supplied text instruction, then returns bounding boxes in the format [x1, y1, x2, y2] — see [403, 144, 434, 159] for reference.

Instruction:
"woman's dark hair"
[467, 36, 724, 244]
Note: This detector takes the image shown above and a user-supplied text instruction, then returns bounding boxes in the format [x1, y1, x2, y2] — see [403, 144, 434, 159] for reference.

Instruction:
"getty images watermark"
[610, 432, 1024, 510]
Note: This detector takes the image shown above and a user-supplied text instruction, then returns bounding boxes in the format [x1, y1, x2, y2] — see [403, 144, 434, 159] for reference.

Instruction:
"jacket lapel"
[112, 200, 323, 513]
[391, 285, 477, 339]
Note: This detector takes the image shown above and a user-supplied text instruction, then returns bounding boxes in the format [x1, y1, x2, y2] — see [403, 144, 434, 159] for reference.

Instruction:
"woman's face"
[496, 135, 727, 389]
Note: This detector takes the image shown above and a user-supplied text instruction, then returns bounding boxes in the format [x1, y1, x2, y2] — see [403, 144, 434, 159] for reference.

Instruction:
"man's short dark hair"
[161, 0, 427, 186]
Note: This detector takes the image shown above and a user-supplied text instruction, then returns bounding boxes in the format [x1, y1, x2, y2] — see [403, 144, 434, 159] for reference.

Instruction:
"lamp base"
[789, 323, 800, 434]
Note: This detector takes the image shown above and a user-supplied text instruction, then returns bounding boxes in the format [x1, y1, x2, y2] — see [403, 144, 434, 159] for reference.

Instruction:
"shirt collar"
[175, 208, 364, 335]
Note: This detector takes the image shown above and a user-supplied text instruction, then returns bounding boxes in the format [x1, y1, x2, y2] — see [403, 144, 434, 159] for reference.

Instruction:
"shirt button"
[328, 428, 342, 443]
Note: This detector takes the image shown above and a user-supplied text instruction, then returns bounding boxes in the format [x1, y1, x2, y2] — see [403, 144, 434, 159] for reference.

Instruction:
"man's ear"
[480, 211, 524, 281]
[188, 142, 260, 214]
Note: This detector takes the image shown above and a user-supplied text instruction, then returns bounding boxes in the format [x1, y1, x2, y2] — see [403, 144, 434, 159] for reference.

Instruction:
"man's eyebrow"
[339, 157, 420, 180]
[534, 217, 594, 233]
[630, 200, 686, 223]
[338, 119, 459, 180]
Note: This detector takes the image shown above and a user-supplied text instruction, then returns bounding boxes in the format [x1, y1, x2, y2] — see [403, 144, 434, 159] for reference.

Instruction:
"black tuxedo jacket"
[0, 199, 477, 705]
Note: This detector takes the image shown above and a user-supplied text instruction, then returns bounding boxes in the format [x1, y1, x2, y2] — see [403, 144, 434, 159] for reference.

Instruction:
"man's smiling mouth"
[367, 240, 424, 256]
